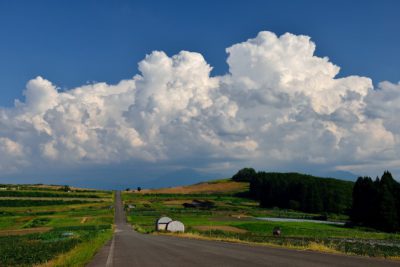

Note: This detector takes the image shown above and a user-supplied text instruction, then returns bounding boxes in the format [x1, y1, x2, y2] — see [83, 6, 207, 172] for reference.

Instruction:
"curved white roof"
[156, 216, 173, 224]
[166, 220, 185, 232]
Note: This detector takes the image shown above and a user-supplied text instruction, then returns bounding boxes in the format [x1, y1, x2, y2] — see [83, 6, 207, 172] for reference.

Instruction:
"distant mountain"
[314, 170, 359, 181]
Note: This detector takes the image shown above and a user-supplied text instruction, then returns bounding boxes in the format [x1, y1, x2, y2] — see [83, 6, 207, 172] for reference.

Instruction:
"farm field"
[0, 184, 114, 267]
[124, 179, 400, 259]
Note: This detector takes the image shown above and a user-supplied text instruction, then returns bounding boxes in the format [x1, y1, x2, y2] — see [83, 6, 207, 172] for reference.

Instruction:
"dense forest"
[351, 171, 400, 232]
[237, 170, 353, 214]
[233, 168, 400, 232]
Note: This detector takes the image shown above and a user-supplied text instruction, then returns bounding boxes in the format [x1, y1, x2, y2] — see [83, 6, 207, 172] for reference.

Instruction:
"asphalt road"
[87, 191, 399, 267]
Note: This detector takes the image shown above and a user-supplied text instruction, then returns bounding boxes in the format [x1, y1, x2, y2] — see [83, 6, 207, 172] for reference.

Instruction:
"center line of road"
[106, 236, 115, 267]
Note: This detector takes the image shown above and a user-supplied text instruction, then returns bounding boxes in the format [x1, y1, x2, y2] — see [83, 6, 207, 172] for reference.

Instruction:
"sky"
[0, 0, 399, 188]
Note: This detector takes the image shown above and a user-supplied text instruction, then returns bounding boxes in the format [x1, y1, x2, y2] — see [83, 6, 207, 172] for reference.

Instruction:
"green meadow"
[0, 184, 114, 267]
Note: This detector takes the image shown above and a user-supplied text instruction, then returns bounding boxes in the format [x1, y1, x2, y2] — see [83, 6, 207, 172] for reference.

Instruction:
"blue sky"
[1, 0, 399, 106]
[0, 0, 399, 188]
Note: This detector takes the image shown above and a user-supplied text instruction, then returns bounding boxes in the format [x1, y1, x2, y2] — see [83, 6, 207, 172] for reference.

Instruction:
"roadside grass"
[193, 225, 247, 233]
[0, 231, 80, 266]
[0, 185, 114, 266]
[124, 181, 400, 259]
[235, 221, 399, 239]
[37, 229, 113, 267]
[156, 231, 342, 254]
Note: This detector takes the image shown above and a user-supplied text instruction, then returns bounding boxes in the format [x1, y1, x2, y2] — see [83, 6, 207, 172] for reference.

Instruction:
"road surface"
[87, 191, 399, 267]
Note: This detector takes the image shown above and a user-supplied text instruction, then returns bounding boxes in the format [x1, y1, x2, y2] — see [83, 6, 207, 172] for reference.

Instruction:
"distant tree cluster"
[247, 171, 353, 214]
[59, 185, 71, 192]
[232, 168, 257, 182]
[351, 171, 400, 232]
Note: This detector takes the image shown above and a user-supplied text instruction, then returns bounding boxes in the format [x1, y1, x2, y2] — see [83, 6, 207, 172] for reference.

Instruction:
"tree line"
[232, 168, 400, 232]
[351, 171, 400, 232]
[233, 169, 353, 214]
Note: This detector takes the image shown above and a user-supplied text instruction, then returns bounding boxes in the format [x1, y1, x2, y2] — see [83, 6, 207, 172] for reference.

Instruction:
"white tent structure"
[166, 220, 185, 233]
[155, 216, 172, 231]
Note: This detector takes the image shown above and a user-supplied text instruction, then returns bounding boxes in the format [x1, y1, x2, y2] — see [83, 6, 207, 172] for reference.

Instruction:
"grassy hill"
[138, 179, 248, 194]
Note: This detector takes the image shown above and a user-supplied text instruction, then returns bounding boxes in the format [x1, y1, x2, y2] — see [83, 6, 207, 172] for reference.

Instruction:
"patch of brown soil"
[0, 227, 51, 236]
[193, 225, 247, 233]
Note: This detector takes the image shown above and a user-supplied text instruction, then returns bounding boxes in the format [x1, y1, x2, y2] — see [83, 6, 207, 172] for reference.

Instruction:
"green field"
[0, 184, 114, 267]
[124, 181, 400, 259]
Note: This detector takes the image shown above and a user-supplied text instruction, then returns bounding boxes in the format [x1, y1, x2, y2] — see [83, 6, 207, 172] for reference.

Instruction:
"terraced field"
[0, 184, 114, 267]
[124, 179, 400, 259]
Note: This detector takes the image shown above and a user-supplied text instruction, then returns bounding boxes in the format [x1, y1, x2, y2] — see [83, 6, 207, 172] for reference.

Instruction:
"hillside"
[138, 179, 248, 194]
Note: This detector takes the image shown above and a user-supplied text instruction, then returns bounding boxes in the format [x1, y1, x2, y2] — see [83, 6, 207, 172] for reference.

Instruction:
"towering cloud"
[0, 31, 398, 178]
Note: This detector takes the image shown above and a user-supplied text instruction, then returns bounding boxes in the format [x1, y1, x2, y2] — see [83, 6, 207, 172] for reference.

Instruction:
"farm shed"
[156, 216, 172, 231]
[166, 220, 185, 233]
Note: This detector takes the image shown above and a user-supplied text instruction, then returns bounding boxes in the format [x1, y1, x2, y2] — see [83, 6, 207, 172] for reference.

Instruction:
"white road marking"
[106, 236, 115, 267]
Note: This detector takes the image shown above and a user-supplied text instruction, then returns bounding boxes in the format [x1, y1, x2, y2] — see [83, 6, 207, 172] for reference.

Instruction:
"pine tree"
[378, 171, 399, 232]
[378, 183, 398, 231]
[232, 168, 257, 182]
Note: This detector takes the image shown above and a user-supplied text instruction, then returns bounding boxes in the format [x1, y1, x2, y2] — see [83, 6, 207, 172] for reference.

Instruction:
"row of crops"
[0, 199, 94, 207]
[0, 190, 101, 198]
[0, 186, 114, 266]
[0, 225, 112, 266]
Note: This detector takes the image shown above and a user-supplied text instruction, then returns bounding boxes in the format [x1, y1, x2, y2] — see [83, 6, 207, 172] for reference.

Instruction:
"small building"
[156, 216, 172, 231]
[166, 220, 185, 233]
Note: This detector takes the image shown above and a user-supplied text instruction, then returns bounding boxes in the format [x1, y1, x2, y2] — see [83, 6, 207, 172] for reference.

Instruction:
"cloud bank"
[1, 31, 399, 179]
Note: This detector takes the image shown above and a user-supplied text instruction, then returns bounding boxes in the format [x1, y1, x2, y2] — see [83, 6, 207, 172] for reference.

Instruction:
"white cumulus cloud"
[0, 31, 399, 178]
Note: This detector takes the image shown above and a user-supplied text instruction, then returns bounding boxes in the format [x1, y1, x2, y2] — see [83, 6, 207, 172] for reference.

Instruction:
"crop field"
[0, 184, 114, 267]
[137, 179, 249, 194]
[124, 180, 400, 259]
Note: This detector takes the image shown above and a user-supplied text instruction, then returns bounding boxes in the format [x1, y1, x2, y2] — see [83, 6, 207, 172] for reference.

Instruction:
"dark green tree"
[232, 168, 257, 182]
[378, 183, 398, 231]
[378, 171, 399, 231]
[249, 171, 353, 214]
[350, 171, 400, 232]
[351, 177, 377, 225]
[61, 185, 71, 192]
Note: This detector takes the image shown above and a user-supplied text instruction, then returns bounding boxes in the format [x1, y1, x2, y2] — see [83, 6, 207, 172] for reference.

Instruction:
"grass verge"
[37, 229, 113, 267]
[156, 231, 384, 260]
